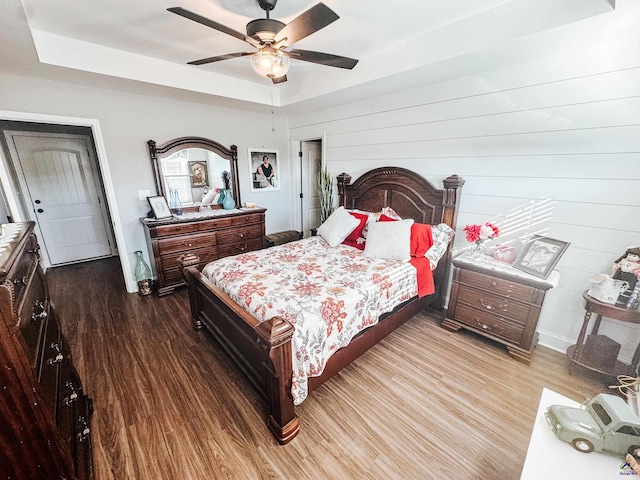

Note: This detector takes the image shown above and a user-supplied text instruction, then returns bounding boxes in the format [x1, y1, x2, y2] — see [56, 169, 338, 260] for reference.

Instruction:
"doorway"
[1, 121, 116, 268]
[298, 139, 322, 237]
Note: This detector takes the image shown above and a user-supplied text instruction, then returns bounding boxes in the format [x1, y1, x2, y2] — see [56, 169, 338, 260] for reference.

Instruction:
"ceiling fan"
[168, 0, 358, 84]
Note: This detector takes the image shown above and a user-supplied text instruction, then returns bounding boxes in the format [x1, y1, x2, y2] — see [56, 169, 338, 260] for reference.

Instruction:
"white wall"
[0, 73, 294, 291]
[289, 30, 640, 360]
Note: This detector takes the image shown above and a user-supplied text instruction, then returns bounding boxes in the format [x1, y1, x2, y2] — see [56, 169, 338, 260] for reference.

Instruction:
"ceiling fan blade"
[167, 7, 258, 47]
[287, 49, 358, 69]
[271, 75, 288, 84]
[274, 3, 339, 46]
[187, 52, 255, 66]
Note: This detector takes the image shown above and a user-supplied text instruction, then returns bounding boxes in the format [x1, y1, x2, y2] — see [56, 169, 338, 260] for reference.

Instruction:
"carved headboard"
[337, 167, 465, 310]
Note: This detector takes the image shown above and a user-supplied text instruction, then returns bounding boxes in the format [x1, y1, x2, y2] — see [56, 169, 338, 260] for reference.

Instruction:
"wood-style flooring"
[47, 257, 606, 480]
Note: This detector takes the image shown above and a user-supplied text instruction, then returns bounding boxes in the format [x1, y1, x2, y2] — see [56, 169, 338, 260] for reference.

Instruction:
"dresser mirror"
[147, 137, 240, 209]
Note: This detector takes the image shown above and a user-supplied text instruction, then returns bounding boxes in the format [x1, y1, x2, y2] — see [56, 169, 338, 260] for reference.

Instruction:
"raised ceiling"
[4, 0, 622, 113]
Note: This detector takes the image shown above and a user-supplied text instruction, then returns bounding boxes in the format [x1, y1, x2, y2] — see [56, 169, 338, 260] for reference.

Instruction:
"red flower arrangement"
[463, 222, 500, 245]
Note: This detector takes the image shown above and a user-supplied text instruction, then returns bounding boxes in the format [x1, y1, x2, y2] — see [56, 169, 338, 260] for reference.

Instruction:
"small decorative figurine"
[612, 247, 640, 291]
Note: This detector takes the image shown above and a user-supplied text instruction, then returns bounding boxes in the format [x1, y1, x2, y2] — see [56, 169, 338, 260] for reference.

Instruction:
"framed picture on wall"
[188, 161, 208, 187]
[513, 235, 570, 279]
[249, 148, 280, 192]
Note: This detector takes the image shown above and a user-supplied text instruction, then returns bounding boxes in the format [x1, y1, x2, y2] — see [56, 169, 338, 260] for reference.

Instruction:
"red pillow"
[378, 214, 397, 222]
[342, 212, 369, 250]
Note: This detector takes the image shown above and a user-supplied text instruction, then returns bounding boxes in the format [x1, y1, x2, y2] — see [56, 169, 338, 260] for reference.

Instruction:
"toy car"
[545, 393, 640, 455]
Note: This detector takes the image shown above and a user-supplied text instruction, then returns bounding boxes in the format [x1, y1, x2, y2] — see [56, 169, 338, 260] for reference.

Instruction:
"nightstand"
[441, 253, 559, 364]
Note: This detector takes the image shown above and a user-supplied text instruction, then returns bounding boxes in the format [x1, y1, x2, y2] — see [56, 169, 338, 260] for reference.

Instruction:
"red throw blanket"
[409, 223, 435, 298]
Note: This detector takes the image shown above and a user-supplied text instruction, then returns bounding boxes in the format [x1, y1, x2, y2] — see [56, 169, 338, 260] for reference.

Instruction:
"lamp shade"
[250, 48, 290, 79]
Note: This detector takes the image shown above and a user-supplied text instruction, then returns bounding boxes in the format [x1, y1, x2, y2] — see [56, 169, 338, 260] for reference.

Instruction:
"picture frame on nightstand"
[513, 235, 570, 279]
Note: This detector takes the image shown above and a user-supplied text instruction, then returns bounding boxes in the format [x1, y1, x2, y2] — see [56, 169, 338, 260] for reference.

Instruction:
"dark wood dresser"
[0, 221, 93, 479]
[141, 208, 266, 295]
[442, 252, 557, 364]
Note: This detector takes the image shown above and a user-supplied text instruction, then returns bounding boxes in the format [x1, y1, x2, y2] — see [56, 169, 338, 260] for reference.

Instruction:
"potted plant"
[318, 165, 333, 224]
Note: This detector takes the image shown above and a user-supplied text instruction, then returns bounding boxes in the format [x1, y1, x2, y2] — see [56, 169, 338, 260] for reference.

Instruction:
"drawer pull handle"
[31, 301, 48, 321]
[474, 317, 491, 331]
[491, 281, 497, 287]
[182, 241, 195, 247]
[64, 381, 78, 405]
[479, 298, 507, 311]
[479, 298, 493, 310]
[31, 310, 48, 321]
[77, 416, 90, 442]
[13, 276, 28, 286]
[47, 343, 63, 366]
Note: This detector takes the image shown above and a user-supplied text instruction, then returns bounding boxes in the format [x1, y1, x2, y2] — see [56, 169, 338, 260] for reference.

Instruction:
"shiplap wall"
[289, 33, 640, 360]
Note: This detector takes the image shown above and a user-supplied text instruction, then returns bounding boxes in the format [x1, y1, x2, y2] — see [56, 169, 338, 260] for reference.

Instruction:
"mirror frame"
[147, 136, 241, 209]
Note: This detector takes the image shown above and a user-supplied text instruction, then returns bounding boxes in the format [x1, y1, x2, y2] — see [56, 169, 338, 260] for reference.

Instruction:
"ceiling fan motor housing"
[246, 18, 286, 42]
[257, 0, 278, 12]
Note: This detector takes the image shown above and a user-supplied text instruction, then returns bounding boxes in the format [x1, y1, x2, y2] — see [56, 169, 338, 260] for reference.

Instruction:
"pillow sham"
[342, 211, 369, 250]
[317, 206, 360, 247]
[364, 218, 414, 261]
[380, 206, 402, 220]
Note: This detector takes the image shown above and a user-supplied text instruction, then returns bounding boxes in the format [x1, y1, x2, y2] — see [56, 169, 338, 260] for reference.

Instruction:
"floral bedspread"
[202, 236, 418, 405]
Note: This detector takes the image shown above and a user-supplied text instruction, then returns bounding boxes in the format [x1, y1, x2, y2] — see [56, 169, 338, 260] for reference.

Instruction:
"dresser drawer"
[453, 303, 524, 345]
[155, 223, 198, 237]
[458, 268, 536, 302]
[217, 224, 263, 245]
[10, 236, 39, 305]
[157, 231, 217, 255]
[457, 286, 531, 323]
[18, 268, 47, 365]
[196, 213, 262, 232]
[38, 315, 62, 418]
[161, 247, 219, 285]
[161, 246, 218, 273]
[217, 238, 264, 258]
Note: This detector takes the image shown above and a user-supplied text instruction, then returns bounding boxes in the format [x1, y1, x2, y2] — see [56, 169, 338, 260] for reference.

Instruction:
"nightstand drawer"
[457, 287, 531, 323]
[454, 304, 523, 344]
[458, 269, 537, 302]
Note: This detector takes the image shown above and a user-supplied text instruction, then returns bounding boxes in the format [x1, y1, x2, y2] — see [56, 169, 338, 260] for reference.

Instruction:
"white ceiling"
[1, 0, 625, 115]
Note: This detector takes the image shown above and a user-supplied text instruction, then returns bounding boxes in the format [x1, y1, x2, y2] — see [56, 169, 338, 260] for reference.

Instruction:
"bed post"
[256, 318, 300, 444]
[179, 253, 203, 330]
[434, 174, 466, 310]
[337, 173, 352, 207]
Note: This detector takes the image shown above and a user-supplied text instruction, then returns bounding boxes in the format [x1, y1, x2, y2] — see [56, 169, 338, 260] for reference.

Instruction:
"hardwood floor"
[47, 257, 606, 480]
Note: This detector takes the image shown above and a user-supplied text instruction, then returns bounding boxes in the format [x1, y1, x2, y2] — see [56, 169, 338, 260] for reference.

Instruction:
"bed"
[180, 167, 464, 444]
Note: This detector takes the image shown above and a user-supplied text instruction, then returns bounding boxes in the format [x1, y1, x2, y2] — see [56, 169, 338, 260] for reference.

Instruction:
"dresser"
[442, 253, 558, 364]
[0, 222, 93, 479]
[141, 208, 266, 295]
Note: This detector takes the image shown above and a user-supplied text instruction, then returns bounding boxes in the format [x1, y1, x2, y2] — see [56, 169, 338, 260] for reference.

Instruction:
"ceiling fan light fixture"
[250, 48, 290, 79]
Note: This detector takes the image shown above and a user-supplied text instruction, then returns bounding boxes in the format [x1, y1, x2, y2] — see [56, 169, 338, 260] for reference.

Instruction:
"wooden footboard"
[182, 264, 300, 444]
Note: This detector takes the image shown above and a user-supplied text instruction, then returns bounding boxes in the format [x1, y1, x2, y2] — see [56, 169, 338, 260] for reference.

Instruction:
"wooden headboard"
[337, 167, 465, 310]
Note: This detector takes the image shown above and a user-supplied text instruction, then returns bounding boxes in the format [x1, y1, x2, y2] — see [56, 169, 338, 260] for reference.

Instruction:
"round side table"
[567, 291, 640, 377]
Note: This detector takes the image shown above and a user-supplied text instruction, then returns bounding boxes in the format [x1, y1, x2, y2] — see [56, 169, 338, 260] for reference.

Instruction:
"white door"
[301, 141, 322, 237]
[7, 132, 115, 265]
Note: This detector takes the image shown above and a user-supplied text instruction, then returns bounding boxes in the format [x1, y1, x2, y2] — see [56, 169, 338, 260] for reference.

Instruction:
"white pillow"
[364, 219, 414, 261]
[317, 206, 360, 247]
